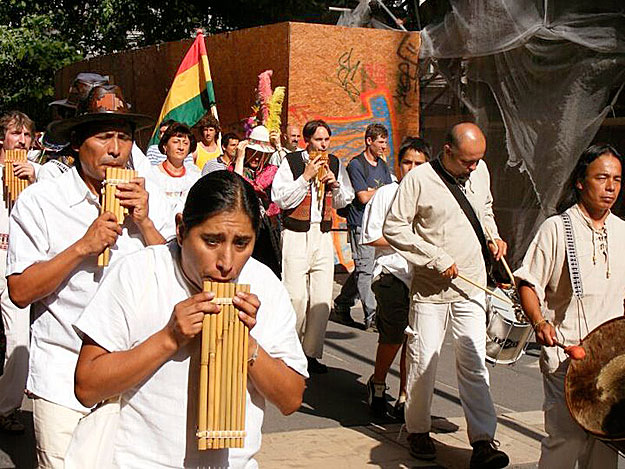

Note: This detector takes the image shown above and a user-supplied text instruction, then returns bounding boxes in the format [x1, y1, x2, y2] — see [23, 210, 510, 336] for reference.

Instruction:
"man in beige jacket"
[516, 143, 625, 469]
[383, 123, 509, 468]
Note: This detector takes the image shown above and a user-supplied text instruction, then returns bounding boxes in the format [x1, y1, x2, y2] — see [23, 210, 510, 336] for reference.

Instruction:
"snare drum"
[485, 288, 533, 365]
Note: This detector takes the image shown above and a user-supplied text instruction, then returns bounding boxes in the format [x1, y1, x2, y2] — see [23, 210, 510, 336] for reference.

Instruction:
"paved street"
[0, 276, 621, 468]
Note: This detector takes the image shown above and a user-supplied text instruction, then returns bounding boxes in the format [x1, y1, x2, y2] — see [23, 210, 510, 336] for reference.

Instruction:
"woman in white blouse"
[151, 122, 201, 213]
[73, 171, 307, 468]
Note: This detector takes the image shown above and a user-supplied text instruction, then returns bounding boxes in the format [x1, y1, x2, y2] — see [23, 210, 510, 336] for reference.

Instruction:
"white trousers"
[281, 224, 334, 358]
[0, 288, 30, 416]
[405, 292, 497, 443]
[539, 365, 617, 469]
[32, 397, 86, 469]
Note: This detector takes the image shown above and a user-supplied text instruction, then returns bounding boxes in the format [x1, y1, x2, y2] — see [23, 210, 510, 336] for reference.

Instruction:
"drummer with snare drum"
[383, 123, 509, 468]
[515, 144, 625, 469]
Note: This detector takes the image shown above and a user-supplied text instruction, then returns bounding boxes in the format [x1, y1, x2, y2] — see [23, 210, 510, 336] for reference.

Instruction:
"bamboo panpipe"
[309, 150, 329, 209]
[3, 149, 29, 212]
[97, 167, 137, 267]
[197, 281, 250, 450]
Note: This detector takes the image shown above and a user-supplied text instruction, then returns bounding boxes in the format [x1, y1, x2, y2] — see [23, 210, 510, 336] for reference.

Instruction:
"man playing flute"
[6, 82, 175, 468]
[271, 119, 354, 373]
[0, 111, 38, 434]
[515, 144, 625, 469]
[383, 123, 509, 468]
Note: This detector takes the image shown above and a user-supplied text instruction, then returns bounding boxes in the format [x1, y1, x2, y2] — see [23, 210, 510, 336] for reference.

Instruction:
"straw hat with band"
[48, 85, 153, 142]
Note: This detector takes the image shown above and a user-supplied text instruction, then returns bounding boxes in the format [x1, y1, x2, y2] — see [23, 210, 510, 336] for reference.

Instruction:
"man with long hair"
[515, 143, 625, 468]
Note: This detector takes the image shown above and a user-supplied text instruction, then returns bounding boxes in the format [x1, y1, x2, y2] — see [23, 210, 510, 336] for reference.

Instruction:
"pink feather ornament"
[257, 70, 273, 124]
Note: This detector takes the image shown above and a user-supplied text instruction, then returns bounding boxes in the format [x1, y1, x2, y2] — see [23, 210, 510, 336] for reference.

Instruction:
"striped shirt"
[146, 145, 193, 166]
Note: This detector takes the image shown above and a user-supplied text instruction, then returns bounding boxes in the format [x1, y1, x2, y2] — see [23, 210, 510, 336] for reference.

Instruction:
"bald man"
[383, 123, 509, 468]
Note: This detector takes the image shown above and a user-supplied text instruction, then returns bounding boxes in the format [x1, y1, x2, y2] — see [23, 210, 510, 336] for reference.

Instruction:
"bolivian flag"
[149, 31, 216, 145]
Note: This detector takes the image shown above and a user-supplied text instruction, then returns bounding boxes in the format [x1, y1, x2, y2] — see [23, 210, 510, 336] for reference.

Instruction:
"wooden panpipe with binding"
[3, 149, 29, 212]
[309, 149, 329, 209]
[197, 281, 251, 450]
[97, 167, 137, 267]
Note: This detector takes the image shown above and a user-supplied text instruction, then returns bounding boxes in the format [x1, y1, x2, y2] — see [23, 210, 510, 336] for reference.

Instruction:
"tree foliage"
[0, 14, 81, 123]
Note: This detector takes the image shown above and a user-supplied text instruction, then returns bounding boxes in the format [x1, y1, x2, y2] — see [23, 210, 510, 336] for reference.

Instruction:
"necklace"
[161, 161, 186, 178]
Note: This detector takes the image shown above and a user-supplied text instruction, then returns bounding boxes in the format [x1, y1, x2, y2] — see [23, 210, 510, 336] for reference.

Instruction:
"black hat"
[48, 84, 153, 141]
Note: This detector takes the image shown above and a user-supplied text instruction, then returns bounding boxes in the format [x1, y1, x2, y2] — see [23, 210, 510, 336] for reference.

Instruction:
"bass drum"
[485, 288, 533, 365]
[565, 316, 625, 453]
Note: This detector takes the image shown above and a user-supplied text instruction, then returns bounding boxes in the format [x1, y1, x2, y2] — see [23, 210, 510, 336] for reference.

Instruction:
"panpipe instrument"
[3, 149, 29, 212]
[97, 167, 137, 267]
[197, 281, 251, 450]
[309, 150, 329, 209]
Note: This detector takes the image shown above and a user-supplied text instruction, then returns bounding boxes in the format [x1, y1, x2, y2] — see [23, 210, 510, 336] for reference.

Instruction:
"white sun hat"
[247, 125, 275, 153]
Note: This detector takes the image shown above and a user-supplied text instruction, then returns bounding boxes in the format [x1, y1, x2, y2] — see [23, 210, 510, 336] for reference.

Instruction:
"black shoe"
[330, 307, 356, 326]
[470, 440, 509, 469]
[366, 375, 387, 417]
[408, 432, 436, 461]
[307, 356, 328, 374]
[0, 409, 25, 434]
[392, 399, 405, 422]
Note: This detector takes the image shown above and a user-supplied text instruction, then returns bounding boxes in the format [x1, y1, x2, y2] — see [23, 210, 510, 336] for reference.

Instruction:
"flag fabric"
[149, 31, 216, 145]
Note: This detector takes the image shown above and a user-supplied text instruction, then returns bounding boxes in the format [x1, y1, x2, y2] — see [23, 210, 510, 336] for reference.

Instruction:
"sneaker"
[407, 432, 436, 461]
[306, 356, 328, 374]
[331, 309, 357, 327]
[393, 399, 405, 422]
[470, 440, 509, 469]
[364, 315, 376, 331]
[366, 375, 387, 417]
[0, 409, 25, 434]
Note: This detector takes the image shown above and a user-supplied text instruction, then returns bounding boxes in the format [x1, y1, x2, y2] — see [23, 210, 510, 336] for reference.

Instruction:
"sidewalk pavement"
[257, 411, 545, 468]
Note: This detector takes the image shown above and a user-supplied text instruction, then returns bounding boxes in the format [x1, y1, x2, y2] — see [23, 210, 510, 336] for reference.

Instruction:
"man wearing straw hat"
[383, 123, 509, 468]
[6, 82, 175, 468]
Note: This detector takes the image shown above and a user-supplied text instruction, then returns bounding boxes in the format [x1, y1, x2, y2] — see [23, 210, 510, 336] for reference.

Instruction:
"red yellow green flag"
[149, 31, 216, 145]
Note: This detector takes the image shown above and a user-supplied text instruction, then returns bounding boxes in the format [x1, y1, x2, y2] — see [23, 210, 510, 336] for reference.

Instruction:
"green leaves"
[0, 13, 82, 123]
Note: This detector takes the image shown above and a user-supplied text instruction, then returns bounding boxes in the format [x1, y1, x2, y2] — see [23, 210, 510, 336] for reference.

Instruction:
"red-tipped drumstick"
[553, 340, 586, 360]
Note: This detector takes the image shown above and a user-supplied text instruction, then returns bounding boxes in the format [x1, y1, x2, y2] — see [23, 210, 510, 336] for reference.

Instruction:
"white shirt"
[130, 143, 154, 175]
[360, 182, 412, 288]
[148, 163, 201, 214]
[383, 160, 500, 303]
[271, 150, 354, 222]
[7, 167, 176, 411]
[36, 159, 71, 181]
[514, 205, 625, 373]
[74, 243, 308, 468]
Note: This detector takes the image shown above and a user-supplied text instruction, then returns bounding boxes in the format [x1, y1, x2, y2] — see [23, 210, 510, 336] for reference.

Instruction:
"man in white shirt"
[0, 111, 37, 434]
[6, 83, 175, 468]
[360, 137, 430, 419]
[269, 124, 303, 167]
[515, 144, 625, 469]
[272, 119, 354, 373]
[383, 123, 509, 467]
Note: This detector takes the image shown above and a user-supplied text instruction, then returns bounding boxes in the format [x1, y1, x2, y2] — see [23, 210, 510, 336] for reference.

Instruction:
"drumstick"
[553, 339, 586, 360]
[484, 226, 516, 288]
[456, 273, 514, 306]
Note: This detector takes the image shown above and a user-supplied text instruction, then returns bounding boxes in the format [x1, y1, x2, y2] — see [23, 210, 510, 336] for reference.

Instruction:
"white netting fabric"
[420, 1, 625, 262]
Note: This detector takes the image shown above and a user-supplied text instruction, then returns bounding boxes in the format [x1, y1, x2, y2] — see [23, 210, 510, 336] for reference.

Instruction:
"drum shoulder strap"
[431, 158, 491, 271]
[561, 212, 584, 299]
